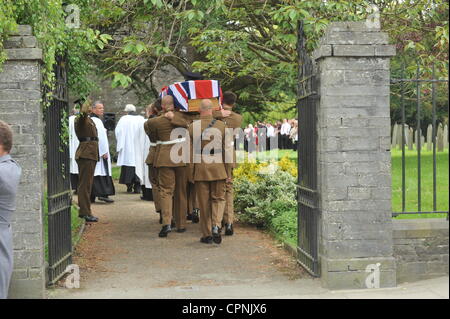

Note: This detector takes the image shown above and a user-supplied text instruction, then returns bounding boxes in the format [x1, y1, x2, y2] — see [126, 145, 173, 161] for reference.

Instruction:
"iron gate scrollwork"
[297, 22, 320, 277]
[45, 55, 73, 285]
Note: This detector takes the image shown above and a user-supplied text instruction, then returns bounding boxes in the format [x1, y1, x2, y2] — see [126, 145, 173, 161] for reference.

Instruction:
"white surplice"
[141, 127, 152, 189]
[91, 116, 112, 177]
[69, 115, 79, 175]
[115, 114, 146, 183]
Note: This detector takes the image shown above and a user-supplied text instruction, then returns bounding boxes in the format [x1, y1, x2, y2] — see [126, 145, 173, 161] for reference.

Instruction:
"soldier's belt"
[79, 137, 99, 142]
[157, 137, 186, 145]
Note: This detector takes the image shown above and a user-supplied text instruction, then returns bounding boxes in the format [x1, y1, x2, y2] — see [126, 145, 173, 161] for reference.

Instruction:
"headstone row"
[391, 123, 449, 151]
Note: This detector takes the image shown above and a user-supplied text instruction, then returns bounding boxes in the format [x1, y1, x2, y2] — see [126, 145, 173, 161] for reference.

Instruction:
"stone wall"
[393, 219, 449, 283]
[313, 21, 397, 289]
[0, 25, 45, 298]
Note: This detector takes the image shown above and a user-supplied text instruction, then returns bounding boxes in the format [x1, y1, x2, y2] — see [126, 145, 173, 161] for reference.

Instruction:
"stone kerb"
[312, 21, 397, 290]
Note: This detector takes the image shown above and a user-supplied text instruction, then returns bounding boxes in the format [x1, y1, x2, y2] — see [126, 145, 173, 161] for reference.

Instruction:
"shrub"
[234, 168, 297, 227]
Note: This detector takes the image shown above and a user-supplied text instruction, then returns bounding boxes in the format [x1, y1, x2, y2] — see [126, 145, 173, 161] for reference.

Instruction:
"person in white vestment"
[140, 106, 153, 201]
[69, 104, 80, 193]
[89, 101, 115, 203]
[115, 104, 146, 194]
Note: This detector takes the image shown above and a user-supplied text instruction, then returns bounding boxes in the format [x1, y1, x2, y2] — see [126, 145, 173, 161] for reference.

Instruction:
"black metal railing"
[391, 62, 449, 219]
[296, 21, 320, 277]
[45, 55, 73, 284]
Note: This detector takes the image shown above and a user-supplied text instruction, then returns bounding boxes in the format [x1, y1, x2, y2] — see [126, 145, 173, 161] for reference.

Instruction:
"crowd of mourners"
[243, 118, 298, 152]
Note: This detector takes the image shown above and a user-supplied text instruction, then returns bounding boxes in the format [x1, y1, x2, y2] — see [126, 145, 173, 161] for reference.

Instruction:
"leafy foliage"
[234, 158, 297, 228]
[0, 0, 110, 104]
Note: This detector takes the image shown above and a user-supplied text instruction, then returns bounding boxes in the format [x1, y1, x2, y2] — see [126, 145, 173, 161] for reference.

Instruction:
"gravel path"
[48, 182, 310, 299]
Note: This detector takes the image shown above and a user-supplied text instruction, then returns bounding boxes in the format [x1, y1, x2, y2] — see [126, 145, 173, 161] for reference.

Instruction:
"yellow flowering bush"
[278, 156, 298, 177]
[233, 160, 268, 183]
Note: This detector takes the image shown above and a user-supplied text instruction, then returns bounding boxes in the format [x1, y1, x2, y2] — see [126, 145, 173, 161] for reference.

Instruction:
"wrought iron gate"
[296, 22, 320, 277]
[45, 55, 73, 285]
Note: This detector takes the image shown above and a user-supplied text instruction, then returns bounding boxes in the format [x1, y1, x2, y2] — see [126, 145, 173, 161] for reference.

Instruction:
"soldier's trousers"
[76, 158, 96, 217]
[187, 182, 198, 213]
[158, 167, 187, 229]
[148, 165, 161, 212]
[196, 180, 226, 238]
[223, 171, 234, 225]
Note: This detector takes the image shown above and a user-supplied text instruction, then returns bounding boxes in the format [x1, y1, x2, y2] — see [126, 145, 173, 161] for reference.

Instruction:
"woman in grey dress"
[0, 120, 21, 299]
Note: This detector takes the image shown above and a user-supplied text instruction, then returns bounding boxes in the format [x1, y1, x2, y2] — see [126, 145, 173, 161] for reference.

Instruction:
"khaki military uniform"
[171, 111, 200, 216]
[188, 115, 229, 238]
[74, 112, 99, 217]
[214, 109, 242, 225]
[149, 113, 188, 229]
[144, 115, 162, 213]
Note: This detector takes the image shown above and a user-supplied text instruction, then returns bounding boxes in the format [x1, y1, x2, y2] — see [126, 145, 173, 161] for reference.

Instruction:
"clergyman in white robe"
[69, 114, 80, 191]
[90, 113, 115, 201]
[140, 119, 153, 200]
[115, 104, 146, 194]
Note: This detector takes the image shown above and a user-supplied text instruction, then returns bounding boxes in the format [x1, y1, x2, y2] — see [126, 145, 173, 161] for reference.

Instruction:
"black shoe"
[98, 196, 114, 203]
[187, 213, 193, 221]
[159, 225, 171, 237]
[126, 185, 133, 193]
[212, 226, 222, 244]
[133, 185, 141, 194]
[192, 209, 200, 223]
[225, 223, 234, 236]
[176, 228, 186, 233]
[200, 236, 213, 244]
[82, 215, 99, 223]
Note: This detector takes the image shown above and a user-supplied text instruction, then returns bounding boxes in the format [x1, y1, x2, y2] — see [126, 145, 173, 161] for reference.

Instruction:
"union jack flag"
[159, 80, 223, 111]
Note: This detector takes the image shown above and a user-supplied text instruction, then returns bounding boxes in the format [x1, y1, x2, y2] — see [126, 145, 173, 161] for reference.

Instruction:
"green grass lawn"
[248, 148, 448, 219]
[112, 165, 120, 180]
[391, 149, 449, 219]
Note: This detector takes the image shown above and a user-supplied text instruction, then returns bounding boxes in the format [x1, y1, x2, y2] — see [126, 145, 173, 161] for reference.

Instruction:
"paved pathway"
[48, 182, 449, 299]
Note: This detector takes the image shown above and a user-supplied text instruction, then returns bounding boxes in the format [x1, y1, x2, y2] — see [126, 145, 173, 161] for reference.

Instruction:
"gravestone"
[396, 124, 403, 149]
[407, 128, 414, 150]
[444, 124, 449, 149]
[391, 123, 398, 149]
[415, 129, 423, 151]
[426, 124, 433, 151]
[437, 123, 444, 152]
[403, 124, 409, 148]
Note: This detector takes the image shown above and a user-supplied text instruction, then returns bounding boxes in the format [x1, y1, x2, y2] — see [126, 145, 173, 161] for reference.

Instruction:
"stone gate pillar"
[313, 21, 397, 289]
[0, 25, 45, 298]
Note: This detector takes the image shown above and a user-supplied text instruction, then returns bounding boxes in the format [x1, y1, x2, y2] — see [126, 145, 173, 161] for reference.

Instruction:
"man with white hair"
[115, 104, 146, 194]
[90, 100, 115, 203]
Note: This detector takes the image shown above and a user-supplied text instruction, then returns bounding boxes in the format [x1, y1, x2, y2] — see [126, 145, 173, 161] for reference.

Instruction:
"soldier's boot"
[212, 226, 222, 244]
[225, 223, 234, 236]
[192, 208, 200, 224]
[158, 225, 171, 238]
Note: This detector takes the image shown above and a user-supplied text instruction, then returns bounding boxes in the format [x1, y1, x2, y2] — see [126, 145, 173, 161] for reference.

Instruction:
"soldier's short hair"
[0, 120, 13, 153]
[153, 98, 162, 112]
[222, 91, 237, 106]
